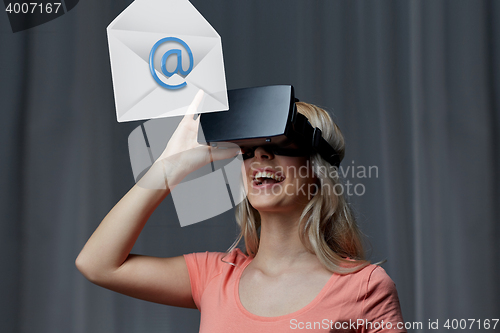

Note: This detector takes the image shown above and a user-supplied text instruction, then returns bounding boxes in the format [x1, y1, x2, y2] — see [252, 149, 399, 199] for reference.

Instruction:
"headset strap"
[290, 111, 341, 168]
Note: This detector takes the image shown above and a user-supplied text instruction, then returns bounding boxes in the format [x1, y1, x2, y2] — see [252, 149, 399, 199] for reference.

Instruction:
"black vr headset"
[198, 85, 342, 168]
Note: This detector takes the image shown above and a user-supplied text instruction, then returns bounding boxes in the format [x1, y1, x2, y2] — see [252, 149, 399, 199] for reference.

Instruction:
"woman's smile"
[251, 167, 286, 189]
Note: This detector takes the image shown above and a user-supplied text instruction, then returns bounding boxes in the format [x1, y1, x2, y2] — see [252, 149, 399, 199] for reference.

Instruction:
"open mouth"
[252, 170, 286, 187]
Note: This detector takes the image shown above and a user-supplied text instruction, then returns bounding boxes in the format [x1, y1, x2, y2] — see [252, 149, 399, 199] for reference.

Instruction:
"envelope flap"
[108, 0, 218, 38]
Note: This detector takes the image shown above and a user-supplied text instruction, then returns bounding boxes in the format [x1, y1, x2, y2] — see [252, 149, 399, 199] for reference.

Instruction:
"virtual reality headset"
[198, 85, 342, 167]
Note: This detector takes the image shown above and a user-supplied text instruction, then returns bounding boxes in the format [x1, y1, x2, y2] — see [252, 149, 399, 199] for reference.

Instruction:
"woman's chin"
[247, 195, 290, 213]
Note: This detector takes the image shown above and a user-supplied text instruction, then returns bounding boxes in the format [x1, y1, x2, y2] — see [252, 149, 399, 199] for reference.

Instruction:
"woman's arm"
[75, 90, 239, 308]
[75, 160, 196, 307]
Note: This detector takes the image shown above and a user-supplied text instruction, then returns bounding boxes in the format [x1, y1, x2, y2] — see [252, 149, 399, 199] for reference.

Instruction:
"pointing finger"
[187, 89, 205, 114]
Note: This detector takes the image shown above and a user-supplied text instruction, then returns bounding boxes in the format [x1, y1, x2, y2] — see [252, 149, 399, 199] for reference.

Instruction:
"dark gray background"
[1, 0, 499, 332]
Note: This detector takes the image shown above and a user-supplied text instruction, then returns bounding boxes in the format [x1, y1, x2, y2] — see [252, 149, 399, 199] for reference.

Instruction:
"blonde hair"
[228, 102, 370, 274]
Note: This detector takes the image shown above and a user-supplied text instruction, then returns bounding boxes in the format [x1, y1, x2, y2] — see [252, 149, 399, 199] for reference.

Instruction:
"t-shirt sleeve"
[183, 251, 224, 310]
[360, 266, 407, 333]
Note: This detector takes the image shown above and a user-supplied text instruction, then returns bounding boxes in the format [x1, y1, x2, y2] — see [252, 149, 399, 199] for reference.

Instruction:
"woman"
[76, 91, 406, 332]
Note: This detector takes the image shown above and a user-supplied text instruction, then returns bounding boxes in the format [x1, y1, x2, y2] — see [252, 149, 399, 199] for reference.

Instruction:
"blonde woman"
[76, 92, 406, 332]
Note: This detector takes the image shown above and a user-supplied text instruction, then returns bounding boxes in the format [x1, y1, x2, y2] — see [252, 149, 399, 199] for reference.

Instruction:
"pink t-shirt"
[184, 249, 406, 333]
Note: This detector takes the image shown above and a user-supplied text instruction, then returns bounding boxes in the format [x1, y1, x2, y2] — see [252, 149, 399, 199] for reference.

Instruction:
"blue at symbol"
[149, 37, 193, 90]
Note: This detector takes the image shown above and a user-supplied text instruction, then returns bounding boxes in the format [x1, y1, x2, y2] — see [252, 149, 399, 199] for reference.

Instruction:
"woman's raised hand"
[152, 89, 240, 186]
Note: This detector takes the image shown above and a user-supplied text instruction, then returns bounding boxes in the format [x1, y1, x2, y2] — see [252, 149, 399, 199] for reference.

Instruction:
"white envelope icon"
[107, 0, 228, 122]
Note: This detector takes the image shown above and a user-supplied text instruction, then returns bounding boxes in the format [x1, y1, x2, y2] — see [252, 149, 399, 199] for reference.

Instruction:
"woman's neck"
[251, 209, 320, 274]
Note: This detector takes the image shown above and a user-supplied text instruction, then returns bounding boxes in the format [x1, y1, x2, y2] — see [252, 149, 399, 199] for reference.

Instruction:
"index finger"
[187, 89, 205, 114]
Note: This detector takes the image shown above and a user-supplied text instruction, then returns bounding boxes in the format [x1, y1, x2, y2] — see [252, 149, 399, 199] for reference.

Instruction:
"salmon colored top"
[184, 249, 406, 333]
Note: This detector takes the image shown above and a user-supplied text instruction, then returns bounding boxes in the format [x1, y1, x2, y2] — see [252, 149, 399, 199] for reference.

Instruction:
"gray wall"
[1, 0, 499, 332]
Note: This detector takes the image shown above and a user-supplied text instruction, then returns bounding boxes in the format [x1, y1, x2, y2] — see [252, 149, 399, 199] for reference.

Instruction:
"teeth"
[254, 171, 285, 182]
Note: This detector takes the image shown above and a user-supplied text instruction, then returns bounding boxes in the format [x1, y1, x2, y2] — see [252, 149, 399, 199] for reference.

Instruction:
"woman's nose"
[254, 146, 274, 160]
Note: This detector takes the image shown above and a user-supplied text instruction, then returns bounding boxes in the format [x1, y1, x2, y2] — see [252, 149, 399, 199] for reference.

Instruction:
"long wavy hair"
[227, 102, 370, 274]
